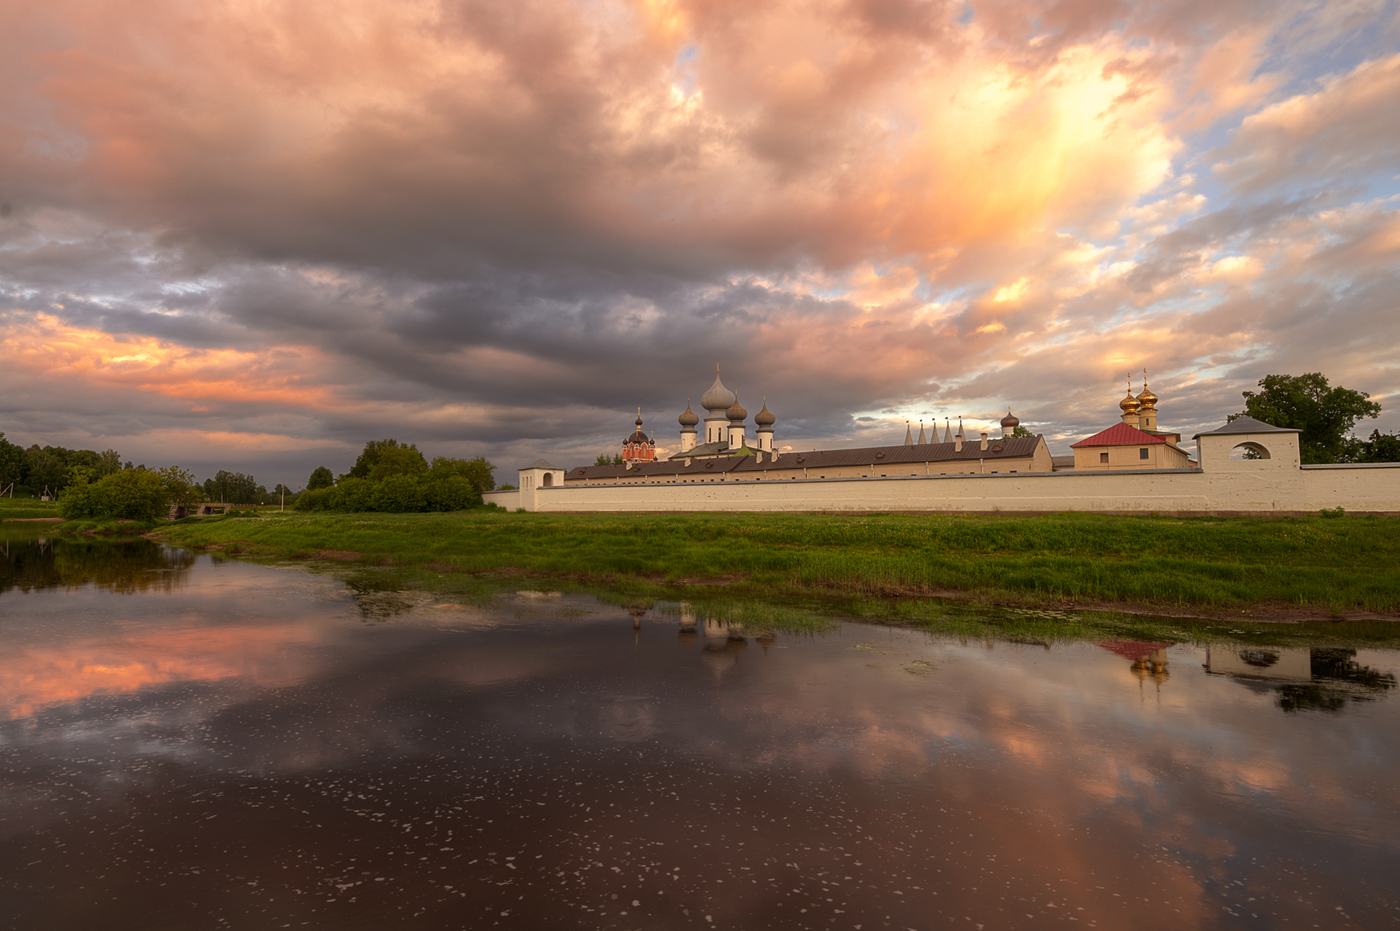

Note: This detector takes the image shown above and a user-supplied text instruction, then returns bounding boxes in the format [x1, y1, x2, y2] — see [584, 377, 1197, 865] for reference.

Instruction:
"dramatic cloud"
[1, 0, 1397, 483]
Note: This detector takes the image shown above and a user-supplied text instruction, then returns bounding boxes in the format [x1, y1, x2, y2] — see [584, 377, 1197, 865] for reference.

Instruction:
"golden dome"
[1136, 373, 1158, 410]
[1119, 391, 1140, 414]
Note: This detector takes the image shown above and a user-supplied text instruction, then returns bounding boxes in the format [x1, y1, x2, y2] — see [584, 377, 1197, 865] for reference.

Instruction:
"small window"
[1099, 452, 1109, 464]
[1139, 448, 1149, 460]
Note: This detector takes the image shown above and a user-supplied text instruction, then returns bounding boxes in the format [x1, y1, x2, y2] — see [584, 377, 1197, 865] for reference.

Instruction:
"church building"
[1070, 372, 1196, 471]
[573, 369, 1052, 487]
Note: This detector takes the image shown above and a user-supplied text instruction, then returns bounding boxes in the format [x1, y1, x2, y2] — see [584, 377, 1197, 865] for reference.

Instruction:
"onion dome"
[627, 409, 649, 443]
[1136, 376, 1158, 410]
[701, 369, 737, 412]
[1000, 409, 1020, 429]
[726, 393, 748, 422]
[1119, 390, 1140, 414]
[754, 398, 775, 427]
[678, 401, 699, 428]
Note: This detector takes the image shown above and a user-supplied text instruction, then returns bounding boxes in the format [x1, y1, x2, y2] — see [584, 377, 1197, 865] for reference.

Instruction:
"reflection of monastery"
[1205, 645, 1397, 714]
[490, 369, 1400, 514]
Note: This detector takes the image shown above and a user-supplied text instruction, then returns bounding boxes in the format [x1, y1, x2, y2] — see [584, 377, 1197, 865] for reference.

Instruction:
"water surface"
[2, 530, 1398, 930]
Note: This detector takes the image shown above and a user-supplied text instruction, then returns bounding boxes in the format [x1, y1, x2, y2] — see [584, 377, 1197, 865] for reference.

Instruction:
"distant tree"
[1010, 425, 1035, 439]
[594, 454, 612, 466]
[307, 466, 334, 490]
[206, 470, 262, 504]
[96, 449, 123, 477]
[1357, 430, 1400, 463]
[157, 466, 202, 508]
[1235, 373, 1381, 464]
[428, 456, 495, 494]
[0, 433, 23, 490]
[344, 439, 427, 482]
[24, 446, 67, 494]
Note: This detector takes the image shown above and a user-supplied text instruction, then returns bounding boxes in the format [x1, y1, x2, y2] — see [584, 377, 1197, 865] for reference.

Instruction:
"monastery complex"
[485, 370, 1400, 516]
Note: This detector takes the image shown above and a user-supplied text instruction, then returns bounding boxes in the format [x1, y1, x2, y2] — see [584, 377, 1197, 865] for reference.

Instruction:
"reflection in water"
[0, 533, 195, 595]
[1206, 645, 1398, 713]
[3, 544, 1400, 930]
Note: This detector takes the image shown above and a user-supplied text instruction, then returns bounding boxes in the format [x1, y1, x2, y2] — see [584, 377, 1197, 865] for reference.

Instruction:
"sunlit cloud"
[0, 0, 1396, 483]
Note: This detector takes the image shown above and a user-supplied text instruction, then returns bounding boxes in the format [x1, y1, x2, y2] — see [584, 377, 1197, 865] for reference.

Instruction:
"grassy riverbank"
[0, 497, 60, 520]
[152, 509, 1400, 619]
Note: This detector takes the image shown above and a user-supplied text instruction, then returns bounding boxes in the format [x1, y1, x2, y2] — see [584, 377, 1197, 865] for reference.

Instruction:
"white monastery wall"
[514, 463, 1400, 515]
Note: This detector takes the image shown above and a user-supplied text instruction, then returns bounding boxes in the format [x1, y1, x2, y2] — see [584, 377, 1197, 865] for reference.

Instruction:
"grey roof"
[732, 437, 1041, 472]
[569, 436, 1044, 481]
[666, 440, 730, 460]
[523, 458, 561, 470]
[1193, 415, 1301, 439]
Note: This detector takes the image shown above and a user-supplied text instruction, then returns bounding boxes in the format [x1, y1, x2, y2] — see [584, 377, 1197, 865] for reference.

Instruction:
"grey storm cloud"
[0, 0, 1397, 486]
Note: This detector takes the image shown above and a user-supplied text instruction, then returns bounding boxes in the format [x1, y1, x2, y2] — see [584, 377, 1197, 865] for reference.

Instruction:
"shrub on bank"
[59, 469, 169, 521]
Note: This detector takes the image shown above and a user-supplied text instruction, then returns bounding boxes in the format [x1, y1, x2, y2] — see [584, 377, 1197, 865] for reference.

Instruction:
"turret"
[678, 400, 699, 452]
[754, 398, 776, 452]
[726, 394, 748, 451]
[1000, 409, 1020, 439]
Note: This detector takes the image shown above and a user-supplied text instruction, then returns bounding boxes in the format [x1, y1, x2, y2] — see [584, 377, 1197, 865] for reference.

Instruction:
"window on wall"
[1100, 452, 1109, 464]
[1139, 448, 1149, 460]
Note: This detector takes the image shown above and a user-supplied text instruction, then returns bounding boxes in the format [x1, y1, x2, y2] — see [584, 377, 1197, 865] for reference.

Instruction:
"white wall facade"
[519, 463, 1400, 515]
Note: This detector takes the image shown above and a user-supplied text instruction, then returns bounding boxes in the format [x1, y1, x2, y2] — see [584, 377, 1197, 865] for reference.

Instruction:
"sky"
[1, 0, 1398, 488]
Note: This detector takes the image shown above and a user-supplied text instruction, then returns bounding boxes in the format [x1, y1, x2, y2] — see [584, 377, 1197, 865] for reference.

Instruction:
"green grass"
[150, 509, 1400, 618]
[0, 497, 61, 520]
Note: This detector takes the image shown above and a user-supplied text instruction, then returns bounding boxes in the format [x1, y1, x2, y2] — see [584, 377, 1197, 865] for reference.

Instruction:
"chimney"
[980, 433, 989, 451]
[955, 432, 964, 452]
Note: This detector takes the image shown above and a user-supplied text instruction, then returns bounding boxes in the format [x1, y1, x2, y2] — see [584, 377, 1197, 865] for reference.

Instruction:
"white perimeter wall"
[516, 463, 1400, 515]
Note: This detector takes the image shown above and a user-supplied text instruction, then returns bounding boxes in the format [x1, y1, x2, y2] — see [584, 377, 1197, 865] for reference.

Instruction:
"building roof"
[1071, 422, 1169, 448]
[1192, 415, 1301, 439]
[523, 458, 561, 470]
[573, 436, 1044, 481]
[732, 437, 1041, 472]
[666, 440, 731, 460]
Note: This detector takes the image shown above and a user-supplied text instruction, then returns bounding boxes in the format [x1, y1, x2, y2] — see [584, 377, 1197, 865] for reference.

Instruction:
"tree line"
[294, 439, 497, 513]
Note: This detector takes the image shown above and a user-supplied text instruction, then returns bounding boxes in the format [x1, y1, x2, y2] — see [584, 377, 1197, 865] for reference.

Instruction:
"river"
[2, 527, 1398, 929]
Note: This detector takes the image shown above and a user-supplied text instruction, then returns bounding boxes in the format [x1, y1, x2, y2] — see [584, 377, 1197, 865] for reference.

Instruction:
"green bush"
[425, 475, 481, 511]
[58, 470, 169, 521]
[371, 474, 427, 513]
[294, 487, 336, 512]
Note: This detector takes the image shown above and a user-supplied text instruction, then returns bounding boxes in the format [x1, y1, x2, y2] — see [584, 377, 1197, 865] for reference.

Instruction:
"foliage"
[1010, 425, 1035, 439]
[158, 466, 203, 507]
[344, 439, 428, 482]
[428, 455, 495, 493]
[1237, 373, 1381, 464]
[1355, 430, 1400, 463]
[0, 433, 24, 490]
[58, 468, 170, 521]
[203, 470, 267, 505]
[307, 466, 335, 490]
[370, 474, 428, 512]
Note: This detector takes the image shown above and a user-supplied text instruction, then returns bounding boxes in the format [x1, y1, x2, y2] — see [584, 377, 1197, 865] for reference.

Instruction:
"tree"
[59, 469, 169, 521]
[344, 439, 427, 482]
[157, 466, 202, 508]
[307, 466, 334, 490]
[0, 433, 23, 491]
[1010, 425, 1035, 439]
[1236, 373, 1381, 464]
[594, 454, 612, 466]
[24, 446, 67, 494]
[427, 455, 495, 493]
[1357, 430, 1400, 463]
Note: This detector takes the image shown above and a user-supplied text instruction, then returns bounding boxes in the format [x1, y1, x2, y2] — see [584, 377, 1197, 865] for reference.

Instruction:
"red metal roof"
[1071, 422, 1169, 448]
